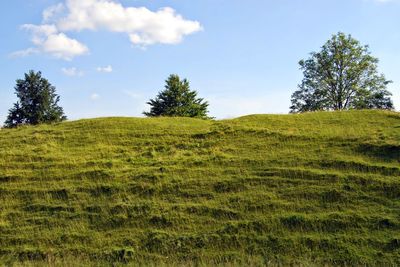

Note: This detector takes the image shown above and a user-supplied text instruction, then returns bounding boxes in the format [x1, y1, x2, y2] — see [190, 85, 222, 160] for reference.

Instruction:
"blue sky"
[0, 0, 399, 122]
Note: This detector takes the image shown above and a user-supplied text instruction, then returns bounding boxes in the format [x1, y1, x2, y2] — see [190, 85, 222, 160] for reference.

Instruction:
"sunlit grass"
[0, 110, 399, 266]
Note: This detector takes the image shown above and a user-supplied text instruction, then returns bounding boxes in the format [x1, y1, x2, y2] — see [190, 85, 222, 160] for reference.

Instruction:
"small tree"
[290, 32, 394, 113]
[5, 70, 67, 127]
[144, 74, 210, 118]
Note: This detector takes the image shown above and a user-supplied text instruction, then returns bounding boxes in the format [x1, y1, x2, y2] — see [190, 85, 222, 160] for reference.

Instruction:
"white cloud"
[43, 3, 65, 23]
[20, 24, 89, 60]
[21, 24, 58, 42]
[96, 65, 113, 73]
[42, 32, 89, 60]
[15, 0, 202, 60]
[57, 0, 202, 46]
[9, 48, 39, 58]
[90, 93, 100, 100]
[61, 67, 84, 76]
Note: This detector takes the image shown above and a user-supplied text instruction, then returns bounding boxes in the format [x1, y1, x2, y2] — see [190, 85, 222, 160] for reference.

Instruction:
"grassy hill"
[0, 110, 399, 266]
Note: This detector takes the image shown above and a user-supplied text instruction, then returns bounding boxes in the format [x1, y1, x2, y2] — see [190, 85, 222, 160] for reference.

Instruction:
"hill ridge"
[0, 110, 399, 266]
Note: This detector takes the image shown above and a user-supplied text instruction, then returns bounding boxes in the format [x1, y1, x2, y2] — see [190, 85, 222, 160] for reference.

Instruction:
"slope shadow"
[357, 143, 400, 162]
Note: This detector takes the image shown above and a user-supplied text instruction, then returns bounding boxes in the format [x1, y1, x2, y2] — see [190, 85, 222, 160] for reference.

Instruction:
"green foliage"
[144, 74, 210, 118]
[290, 32, 394, 113]
[4, 70, 67, 128]
[0, 110, 399, 266]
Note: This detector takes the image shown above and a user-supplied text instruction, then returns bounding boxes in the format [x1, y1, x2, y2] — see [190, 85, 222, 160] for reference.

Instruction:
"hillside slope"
[0, 110, 399, 266]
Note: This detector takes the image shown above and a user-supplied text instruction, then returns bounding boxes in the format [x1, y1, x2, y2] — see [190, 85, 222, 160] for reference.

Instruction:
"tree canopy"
[290, 32, 393, 113]
[144, 74, 210, 118]
[5, 70, 67, 128]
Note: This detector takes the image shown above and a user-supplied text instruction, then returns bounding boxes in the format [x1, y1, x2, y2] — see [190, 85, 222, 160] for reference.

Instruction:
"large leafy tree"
[144, 74, 210, 118]
[290, 32, 394, 113]
[5, 70, 67, 127]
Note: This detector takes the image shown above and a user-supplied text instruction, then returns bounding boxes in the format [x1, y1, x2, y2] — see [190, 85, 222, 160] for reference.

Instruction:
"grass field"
[0, 110, 399, 266]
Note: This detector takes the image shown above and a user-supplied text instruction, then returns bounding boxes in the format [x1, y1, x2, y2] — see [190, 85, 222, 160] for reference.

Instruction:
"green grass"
[0, 110, 399, 266]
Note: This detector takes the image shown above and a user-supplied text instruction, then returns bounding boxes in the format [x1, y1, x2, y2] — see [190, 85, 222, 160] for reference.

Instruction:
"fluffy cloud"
[15, 0, 202, 60]
[20, 24, 89, 60]
[61, 67, 84, 76]
[56, 0, 202, 46]
[96, 65, 113, 73]
[43, 3, 65, 23]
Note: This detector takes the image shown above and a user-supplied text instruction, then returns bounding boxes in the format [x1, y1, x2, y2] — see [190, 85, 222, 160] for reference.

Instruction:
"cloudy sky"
[0, 0, 399, 121]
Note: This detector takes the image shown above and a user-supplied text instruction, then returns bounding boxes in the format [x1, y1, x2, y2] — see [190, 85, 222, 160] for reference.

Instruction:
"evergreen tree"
[290, 32, 393, 113]
[5, 70, 67, 127]
[144, 74, 210, 118]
